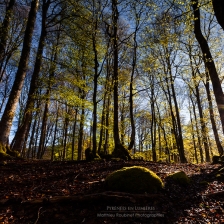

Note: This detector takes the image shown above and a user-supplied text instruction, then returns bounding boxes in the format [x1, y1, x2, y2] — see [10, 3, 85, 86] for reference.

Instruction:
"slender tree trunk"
[192, 0, 224, 138]
[98, 91, 107, 154]
[195, 84, 210, 162]
[164, 76, 181, 162]
[189, 50, 210, 162]
[37, 102, 49, 159]
[0, 0, 16, 63]
[104, 91, 111, 155]
[27, 99, 40, 158]
[112, 0, 120, 148]
[128, 22, 137, 151]
[120, 96, 125, 145]
[12, 0, 50, 152]
[189, 106, 199, 164]
[71, 109, 78, 161]
[191, 96, 204, 163]
[167, 58, 187, 163]
[51, 103, 59, 161]
[111, 0, 131, 159]
[156, 102, 170, 162]
[150, 80, 157, 162]
[62, 115, 69, 161]
[204, 73, 223, 155]
[78, 98, 85, 160]
[0, 0, 39, 149]
[33, 110, 41, 159]
[92, 28, 98, 157]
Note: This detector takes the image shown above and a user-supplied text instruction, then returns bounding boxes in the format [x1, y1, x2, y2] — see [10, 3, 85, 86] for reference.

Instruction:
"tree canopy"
[0, 0, 224, 163]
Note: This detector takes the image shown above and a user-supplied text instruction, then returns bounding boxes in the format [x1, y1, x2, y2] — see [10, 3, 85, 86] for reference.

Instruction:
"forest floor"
[0, 159, 224, 224]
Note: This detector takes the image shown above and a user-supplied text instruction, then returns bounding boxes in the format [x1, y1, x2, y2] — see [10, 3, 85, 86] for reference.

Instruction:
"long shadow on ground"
[0, 160, 224, 223]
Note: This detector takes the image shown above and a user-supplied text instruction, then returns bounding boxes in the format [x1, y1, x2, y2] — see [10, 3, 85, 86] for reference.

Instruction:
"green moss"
[93, 158, 103, 161]
[0, 143, 21, 160]
[112, 144, 132, 160]
[105, 166, 164, 194]
[111, 158, 121, 161]
[167, 171, 190, 185]
[199, 181, 209, 186]
[0, 143, 7, 154]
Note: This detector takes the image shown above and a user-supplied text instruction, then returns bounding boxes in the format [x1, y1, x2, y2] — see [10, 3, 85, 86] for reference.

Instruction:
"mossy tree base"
[112, 143, 132, 160]
[0, 142, 21, 161]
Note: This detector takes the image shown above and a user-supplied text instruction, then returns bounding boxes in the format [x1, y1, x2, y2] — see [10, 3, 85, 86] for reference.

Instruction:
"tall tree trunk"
[167, 57, 187, 163]
[71, 109, 78, 161]
[156, 102, 170, 162]
[164, 76, 182, 162]
[62, 115, 69, 161]
[92, 25, 98, 158]
[111, 0, 131, 159]
[204, 73, 223, 155]
[150, 79, 157, 162]
[51, 103, 59, 161]
[37, 37, 58, 159]
[12, 0, 50, 152]
[212, 0, 224, 31]
[0, 0, 16, 63]
[37, 102, 49, 159]
[120, 96, 125, 145]
[104, 90, 111, 155]
[195, 83, 210, 162]
[0, 0, 39, 150]
[189, 107, 199, 164]
[33, 109, 41, 159]
[112, 0, 120, 148]
[128, 22, 137, 151]
[191, 0, 224, 138]
[189, 47, 210, 162]
[190, 95, 204, 163]
[98, 90, 107, 154]
[77, 98, 85, 161]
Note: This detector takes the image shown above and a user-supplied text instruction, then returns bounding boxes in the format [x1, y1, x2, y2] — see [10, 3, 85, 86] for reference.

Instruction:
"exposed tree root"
[0, 191, 166, 206]
[0, 142, 23, 161]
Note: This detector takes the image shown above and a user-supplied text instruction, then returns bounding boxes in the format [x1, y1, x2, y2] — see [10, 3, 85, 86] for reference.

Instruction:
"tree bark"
[77, 98, 85, 161]
[128, 22, 137, 151]
[212, 0, 224, 31]
[71, 108, 78, 161]
[191, 0, 224, 138]
[92, 24, 98, 157]
[189, 107, 199, 164]
[0, 0, 16, 63]
[195, 84, 210, 162]
[111, 0, 131, 159]
[51, 103, 59, 161]
[190, 95, 204, 163]
[112, 0, 120, 147]
[12, 0, 50, 152]
[0, 0, 39, 149]
[150, 78, 157, 162]
[204, 73, 223, 156]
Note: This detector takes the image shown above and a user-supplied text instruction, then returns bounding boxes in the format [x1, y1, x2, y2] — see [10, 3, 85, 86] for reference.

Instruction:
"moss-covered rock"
[105, 166, 164, 194]
[167, 171, 190, 185]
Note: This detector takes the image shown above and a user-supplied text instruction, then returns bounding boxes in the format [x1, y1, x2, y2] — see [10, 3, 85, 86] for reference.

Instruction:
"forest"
[0, 0, 224, 163]
[1, 0, 224, 223]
